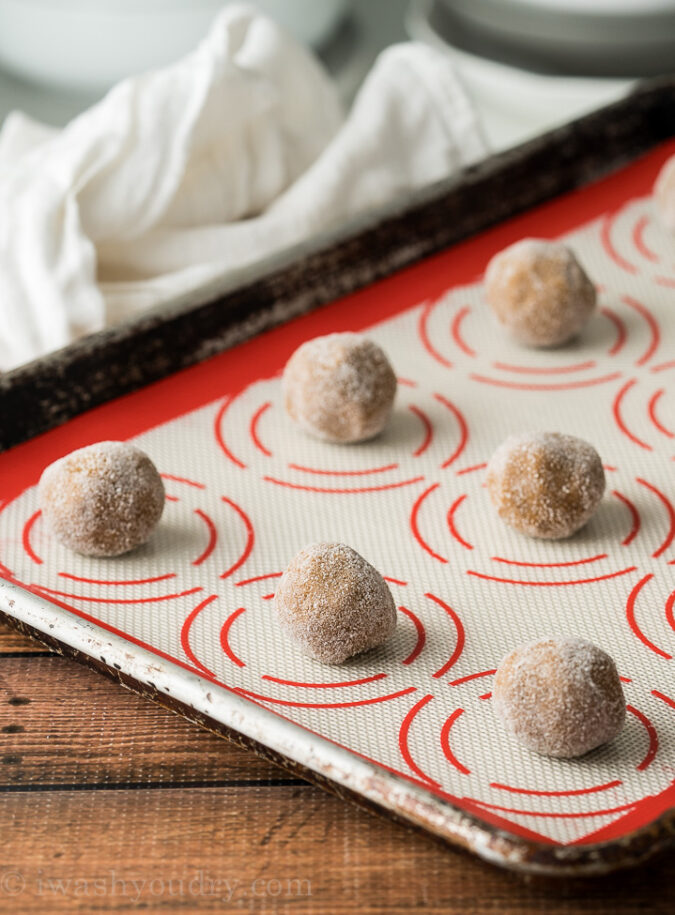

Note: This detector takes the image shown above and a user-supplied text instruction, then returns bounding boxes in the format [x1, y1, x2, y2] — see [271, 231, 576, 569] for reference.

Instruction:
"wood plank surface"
[0, 627, 48, 655]
[0, 656, 285, 786]
[0, 622, 671, 914]
[1, 787, 671, 915]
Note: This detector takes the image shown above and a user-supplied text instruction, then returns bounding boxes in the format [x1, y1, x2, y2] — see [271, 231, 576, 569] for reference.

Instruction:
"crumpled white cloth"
[0, 4, 486, 371]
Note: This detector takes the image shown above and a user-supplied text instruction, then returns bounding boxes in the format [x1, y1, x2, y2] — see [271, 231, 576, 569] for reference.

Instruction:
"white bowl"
[407, 0, 635, 149]
[438, 0, 675, 76]
[0, 0, 349, 93]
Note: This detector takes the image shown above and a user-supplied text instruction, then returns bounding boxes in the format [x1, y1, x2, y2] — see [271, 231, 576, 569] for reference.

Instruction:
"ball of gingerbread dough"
[654, 154, 675, 234]
[274, 542, 397, 664]
[493, 638, 626, 758]
[486, 431, 605, 540]
[485, 239, 596, 347]
[282, 333, 397, 443]
[39, 441, 165, 557]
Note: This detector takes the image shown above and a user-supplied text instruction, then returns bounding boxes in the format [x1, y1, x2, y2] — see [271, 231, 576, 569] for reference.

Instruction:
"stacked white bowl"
[408, 0, 675, 148]
[0, 0, 349, 93]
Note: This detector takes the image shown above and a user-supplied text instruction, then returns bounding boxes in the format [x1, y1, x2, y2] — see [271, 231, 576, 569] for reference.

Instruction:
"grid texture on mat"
[1, 142, 675, 848]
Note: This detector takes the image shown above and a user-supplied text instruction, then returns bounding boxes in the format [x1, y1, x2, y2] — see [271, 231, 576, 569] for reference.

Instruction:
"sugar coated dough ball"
[487, 432, 605, 539]
[654, 154, 675, 234]
[485, 239, 596, 346]
[274, 543, 397, 664]
[39, 441, 165, 557]
[493, 638, 626, 758]
[282, 333, 397, 443]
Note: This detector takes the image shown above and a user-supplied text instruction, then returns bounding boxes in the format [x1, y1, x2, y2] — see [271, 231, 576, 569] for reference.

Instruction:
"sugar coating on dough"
[486, 431, 605, 540]
[282, 332, 397, 443]
[654, 154, 675, 234]
[39, 441, 165, 557]
[274, 542, 397, 664]
[484, 238, 596, 347]
[493, 638, 626, 758]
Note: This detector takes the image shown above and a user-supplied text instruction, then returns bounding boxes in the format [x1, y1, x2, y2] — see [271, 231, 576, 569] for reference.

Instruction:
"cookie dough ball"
[39, 441, 165, 557]
[282, 333, 397, 443]
[493, 638, 626, 758]
[654, 154, 675, 234]
[486, 432, 605, 540]
[485, 239, 596, 346]
[274, 543, 397, 664]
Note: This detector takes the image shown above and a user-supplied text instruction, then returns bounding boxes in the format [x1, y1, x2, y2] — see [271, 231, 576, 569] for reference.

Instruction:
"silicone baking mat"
[1, 140, 674, 857]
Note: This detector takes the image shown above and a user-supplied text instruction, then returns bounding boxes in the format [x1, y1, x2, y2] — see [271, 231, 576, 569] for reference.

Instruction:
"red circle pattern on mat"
[214, 377, 469, 492]
[418, 284, 662, 392]
[191, 576, 467, 687]
[397, 671, 673, 823]
[18, 474, 256, 604]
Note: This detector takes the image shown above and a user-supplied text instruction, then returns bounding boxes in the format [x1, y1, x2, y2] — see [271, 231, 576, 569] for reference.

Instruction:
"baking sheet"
[1, 140, 674, 859]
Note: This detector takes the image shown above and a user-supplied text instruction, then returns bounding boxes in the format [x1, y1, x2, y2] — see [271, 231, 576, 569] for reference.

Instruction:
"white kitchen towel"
[0, 4, 487, 371]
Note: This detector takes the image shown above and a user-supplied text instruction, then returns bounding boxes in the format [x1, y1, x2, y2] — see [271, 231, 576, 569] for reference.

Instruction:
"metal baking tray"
[1, 78, 674, 876]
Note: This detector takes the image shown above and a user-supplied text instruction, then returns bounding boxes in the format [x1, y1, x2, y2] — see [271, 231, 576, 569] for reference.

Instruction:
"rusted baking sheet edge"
[1, 77, 674, 451]
[0, 582, 673, 877]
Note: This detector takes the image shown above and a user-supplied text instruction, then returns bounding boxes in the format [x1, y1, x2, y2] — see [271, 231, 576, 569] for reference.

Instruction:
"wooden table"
[0, 622, 670, 914]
